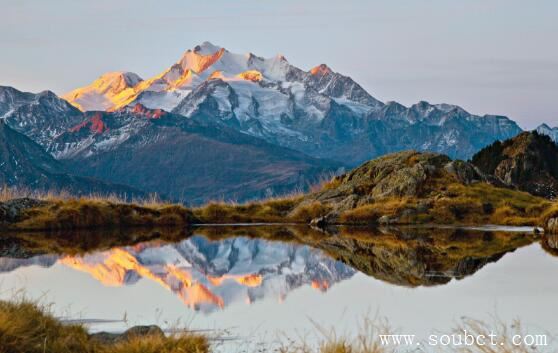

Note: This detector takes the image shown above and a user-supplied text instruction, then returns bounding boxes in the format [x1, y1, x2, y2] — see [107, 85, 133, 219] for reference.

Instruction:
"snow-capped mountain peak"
[58, 44, 524, 164]
[193, 41, 222, 55]
[63, 71, 143, 111]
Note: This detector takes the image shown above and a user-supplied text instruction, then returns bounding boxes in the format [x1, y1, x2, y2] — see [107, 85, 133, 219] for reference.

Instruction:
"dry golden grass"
[105, 334, 208, 353]
[2, 181, 556, 229]
[8, 199, 195, 231]
[0, 299, 209, 353]
[193, 195, 303, 224]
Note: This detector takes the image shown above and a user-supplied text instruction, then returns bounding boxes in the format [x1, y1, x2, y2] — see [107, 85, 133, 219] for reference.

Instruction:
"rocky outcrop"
[444, 160, 501, 186]
[305, 150, 495, 220]
[472, 131, 558, 199]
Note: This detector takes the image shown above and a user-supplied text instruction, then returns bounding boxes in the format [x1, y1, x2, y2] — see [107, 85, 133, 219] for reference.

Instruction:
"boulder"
[0, 198, 47, 224]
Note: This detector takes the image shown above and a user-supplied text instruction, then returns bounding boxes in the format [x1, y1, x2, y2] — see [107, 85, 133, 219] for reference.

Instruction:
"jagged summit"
[62, 43, 375, 114]
[192, 41, 222, 55]
[310, 64, 333, 76]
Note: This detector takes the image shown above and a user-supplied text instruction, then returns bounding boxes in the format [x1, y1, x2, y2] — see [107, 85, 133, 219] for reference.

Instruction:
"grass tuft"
[0, 298, 209, 353]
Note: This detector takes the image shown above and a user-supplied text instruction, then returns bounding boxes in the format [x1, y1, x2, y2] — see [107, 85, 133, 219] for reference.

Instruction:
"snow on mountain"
[536, 123, 558, 143]
[0, 86, 37, 118]
[1, 86, 85, 148]
[63, 42, 382, 139]
[61, 43, 523, 163]
[63, 72, 143, 112]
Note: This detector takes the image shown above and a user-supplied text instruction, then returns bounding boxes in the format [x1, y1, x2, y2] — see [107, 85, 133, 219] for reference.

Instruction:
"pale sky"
[1, 0, 557, 129]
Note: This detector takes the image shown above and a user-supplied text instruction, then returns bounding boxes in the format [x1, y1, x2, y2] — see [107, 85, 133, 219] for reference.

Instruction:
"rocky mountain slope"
[0, 121, 141, 196]
[1, 86, 340, 203]
[471, 131, 558, 199]
[64, 42, 522, 164]
[1, 86, 85, 147]
[52, 105, 340, 203]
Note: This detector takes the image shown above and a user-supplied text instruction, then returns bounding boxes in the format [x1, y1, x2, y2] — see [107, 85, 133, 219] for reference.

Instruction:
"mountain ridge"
[53, 105, 342, 203]
[1, 86, 342, 203]
[0, 120, 142, 197]
[61, 42, 523, 164]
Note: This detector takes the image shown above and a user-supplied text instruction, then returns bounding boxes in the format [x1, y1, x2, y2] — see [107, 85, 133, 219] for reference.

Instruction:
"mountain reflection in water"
[0, 225, 544, 312]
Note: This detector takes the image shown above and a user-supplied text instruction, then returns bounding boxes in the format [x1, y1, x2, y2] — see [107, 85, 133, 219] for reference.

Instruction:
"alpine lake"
[1, 225, 557, 352]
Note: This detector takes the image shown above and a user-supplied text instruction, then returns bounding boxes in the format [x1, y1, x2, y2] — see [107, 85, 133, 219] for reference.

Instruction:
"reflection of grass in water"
[195, 225, 539, 287]
[0, 227, 189, 257]
[0, 297, 209, 353]
[1, 225, 542, 288]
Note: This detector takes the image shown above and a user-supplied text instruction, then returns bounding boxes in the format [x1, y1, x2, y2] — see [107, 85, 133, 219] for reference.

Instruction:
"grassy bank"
[1, 182, 555, 232]
[0, 299, 209, 353]
[0, 299, 550, 353]
[0, 188, 195, 231]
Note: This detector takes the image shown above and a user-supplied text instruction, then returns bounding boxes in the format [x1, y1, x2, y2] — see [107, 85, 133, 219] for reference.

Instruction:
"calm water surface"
[0, 226, 556, 351]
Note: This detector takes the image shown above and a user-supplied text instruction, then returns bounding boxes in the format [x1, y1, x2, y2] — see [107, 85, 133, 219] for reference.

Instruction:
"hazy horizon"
[1, 0, 557, 129]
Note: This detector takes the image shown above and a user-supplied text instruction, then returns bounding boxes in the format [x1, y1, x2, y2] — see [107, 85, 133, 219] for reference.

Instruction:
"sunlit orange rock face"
[58, 247, 262, 310]
[180, 47, 226, 74]
[171, 69, 194, 88]
[69, 112, 109, 134]
[131, 103, 166, 119]
[63, 72, 143, 112]
[310, 64, 332, 77]
[237, 70, 263, 82]
[63, 42, 303, 114]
